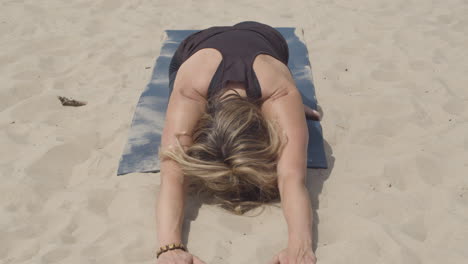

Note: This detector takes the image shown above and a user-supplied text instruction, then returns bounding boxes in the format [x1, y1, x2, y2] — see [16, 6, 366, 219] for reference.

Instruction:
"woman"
[156, 21, 320, 264]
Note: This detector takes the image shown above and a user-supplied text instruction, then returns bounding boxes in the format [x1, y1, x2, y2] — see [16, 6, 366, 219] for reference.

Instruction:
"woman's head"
[159, 89, 286, 215]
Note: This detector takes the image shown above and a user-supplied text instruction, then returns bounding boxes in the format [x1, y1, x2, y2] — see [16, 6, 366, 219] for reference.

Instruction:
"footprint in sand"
[442, 97, 465, 115]
[94, 0, 125, 12]
[80, 244, 104, 261]
[432, 48, 446, 65]
[209, 240, 232, 264]
[121, 237, 154, 263]
[370, 61, 400, 82]
[41, 248, 71, 264]
[59, 219, 78, 245]
[10, 94, 62, 123]
[409, 98, 433, 128]
[9, 224, 41, 241]
[409, 60, 433, 72]
[86, 189, 116, 217]
[415, 154, 442, 186]
[399, 212, 427, 242]
[0, 81, 46, 112]
[400, 246, 423, 264]
[382, 161, 407, 191]
[25, 142, 90, 198]
[8, 239, 40, 263]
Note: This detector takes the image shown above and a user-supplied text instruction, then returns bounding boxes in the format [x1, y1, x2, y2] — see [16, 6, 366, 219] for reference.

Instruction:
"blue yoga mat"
[117, 27, 327, 176]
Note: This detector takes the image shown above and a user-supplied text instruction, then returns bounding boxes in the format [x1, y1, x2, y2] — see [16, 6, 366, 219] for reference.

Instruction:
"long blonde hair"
[159, 89, 286, 215]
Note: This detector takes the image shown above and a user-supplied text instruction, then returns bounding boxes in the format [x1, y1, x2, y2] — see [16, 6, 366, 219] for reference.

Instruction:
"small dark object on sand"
[58, 96, 87, 107]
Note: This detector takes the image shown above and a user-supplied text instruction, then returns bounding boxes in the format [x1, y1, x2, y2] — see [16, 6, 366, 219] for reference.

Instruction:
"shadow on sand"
[308, 140, 335, 252]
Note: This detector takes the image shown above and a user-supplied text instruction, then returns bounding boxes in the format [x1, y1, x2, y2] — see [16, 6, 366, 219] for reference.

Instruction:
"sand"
[1, 0, 467, 263]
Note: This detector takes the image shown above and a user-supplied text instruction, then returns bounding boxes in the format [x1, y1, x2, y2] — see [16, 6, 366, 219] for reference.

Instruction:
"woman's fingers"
[303, 104, 321, 121]
[267, 253, 281, 264]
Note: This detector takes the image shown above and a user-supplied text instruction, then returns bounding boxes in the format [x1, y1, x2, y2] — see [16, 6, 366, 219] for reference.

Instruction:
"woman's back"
[168, 21, 296, 103]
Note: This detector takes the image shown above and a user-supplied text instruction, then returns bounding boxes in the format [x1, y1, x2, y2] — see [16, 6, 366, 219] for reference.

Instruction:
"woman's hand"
[303, 104, 321, 121]
[156, 249, 206, 264]
[268, 244, 317, 264]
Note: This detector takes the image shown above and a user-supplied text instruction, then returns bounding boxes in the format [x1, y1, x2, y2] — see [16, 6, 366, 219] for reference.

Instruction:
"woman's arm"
[156, 50, 221, 260]
[156, 158, 186, 247]
[156, 82, 207, 252]
[262, 87, 317, 264]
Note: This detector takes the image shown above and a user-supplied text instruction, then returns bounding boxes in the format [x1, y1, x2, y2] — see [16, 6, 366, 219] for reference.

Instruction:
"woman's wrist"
[158, 237, 183, 248]
[156, 242, 187, 258]
[288, 233, 312, 248]
[157, 248, 187, 259]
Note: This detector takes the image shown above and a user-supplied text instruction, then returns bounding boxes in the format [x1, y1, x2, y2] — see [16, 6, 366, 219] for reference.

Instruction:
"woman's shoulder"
[253, 54, 296, 101]
[173, 48, 223, 98]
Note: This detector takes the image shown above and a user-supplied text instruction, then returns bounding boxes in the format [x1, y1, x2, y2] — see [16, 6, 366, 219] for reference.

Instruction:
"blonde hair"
[159, 89, 286, 215]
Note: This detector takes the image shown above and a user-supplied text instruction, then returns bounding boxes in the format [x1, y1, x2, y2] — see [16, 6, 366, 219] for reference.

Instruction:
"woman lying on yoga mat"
[156, 21, 321, 264]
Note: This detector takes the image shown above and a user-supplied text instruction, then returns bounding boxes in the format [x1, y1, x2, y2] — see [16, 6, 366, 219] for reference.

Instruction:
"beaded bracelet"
[156, 242, 187, 258]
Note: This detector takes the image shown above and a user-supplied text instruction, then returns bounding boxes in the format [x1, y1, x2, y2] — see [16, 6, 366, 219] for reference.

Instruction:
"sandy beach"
[1, 0, 467, 263]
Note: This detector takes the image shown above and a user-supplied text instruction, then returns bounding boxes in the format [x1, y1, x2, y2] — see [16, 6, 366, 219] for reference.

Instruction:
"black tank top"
[171, 21, 289, 100]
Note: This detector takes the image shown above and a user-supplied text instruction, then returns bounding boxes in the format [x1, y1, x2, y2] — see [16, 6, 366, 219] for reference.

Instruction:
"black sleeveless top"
[168, 21, 290, 100]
